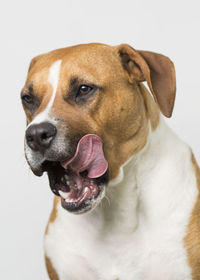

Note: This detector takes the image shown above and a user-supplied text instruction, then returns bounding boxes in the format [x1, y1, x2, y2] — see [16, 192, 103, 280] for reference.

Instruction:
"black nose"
[26, 122, 57, 152]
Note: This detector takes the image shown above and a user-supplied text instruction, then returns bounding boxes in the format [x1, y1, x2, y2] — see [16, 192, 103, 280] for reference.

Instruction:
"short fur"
[21, 43, 200, 279]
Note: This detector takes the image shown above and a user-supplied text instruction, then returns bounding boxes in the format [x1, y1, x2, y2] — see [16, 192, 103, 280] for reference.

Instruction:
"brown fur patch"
[45, 255, 59, 280]
[45, 197, 59, 234]
[184, 154, 200, 279]
[45, 198, 60, 279]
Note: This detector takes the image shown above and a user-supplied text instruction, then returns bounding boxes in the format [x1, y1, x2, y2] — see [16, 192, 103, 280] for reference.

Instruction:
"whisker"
[104, 195, 111, 207]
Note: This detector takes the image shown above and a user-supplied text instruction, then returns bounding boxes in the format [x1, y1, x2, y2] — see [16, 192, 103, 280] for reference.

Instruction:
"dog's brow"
[69, 76, 102, 89]
[27, 83, 33, 92]
[70, 77, 79, 87]
[21, 82, 34, 96]
[64, 77, 79, 102]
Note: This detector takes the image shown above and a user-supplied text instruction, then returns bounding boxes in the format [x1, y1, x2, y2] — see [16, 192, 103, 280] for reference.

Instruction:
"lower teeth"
[59, 190, 69, 199]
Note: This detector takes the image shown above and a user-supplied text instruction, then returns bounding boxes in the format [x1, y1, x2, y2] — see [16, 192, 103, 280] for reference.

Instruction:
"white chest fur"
[44, 119, 198, 280]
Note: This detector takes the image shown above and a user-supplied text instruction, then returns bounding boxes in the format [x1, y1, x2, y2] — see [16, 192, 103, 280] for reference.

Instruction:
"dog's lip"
[30, 166, 44, 177]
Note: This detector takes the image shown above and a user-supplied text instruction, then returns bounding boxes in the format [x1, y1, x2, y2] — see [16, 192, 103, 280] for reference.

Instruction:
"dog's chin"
[30, 160, 108, 214]
[60, 184, 106, 214]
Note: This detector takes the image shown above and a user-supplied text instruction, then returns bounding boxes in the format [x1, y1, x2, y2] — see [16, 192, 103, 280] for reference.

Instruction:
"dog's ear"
[117, 44, 176, 117]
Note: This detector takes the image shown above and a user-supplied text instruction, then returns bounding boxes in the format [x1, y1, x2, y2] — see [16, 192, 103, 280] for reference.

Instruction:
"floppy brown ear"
[117, 44, 176, 117]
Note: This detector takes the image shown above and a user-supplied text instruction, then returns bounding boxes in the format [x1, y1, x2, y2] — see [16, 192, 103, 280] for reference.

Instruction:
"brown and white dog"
[21, 43, 200, 280]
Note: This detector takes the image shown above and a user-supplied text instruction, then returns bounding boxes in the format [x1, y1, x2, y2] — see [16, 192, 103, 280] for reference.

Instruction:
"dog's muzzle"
[24, 123, 109, 214]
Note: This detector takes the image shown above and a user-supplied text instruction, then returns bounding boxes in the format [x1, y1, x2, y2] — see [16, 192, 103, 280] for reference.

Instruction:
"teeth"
[66, 199, 70, 202]
[66, 180, 70, 185]
[84, 187, 89, 193]
[59, 190, 69, 199]
[65, 198, 74, 203]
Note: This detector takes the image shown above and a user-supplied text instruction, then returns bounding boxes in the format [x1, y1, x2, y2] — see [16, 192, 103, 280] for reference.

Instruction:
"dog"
[21, 43, 200, 280]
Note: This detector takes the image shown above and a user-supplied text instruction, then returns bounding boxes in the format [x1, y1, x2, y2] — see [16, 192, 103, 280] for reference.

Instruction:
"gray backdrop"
[0, 0, 200, 279]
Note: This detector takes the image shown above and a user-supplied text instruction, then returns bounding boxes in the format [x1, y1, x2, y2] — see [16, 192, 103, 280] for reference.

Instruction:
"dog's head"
[21, 43, 176, 214]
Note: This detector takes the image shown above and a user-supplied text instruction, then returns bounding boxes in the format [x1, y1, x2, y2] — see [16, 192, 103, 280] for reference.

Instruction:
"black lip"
[31, 167, 43, 177]
[25, 152, 43, 176]
[42, 161, 68, 196]
[61, 197, 91, 213]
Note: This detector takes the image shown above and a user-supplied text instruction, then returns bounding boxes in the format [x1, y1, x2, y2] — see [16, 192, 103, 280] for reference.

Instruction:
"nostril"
[41, 132, 48, 140]
[40, 126, 56, 142]
[40, 132, 54, 145]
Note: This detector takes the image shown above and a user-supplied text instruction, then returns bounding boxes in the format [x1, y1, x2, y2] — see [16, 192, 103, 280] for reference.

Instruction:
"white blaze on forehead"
[47, 59, 62, 111]
[28, 59, 62, 126]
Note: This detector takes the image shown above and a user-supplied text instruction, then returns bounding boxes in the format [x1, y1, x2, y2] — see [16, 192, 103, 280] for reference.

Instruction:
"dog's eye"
[21, 94, 34, 104]
[67, 82, 100, 104]
[78, 85, 93, 96]
[21, 93, 40, 113]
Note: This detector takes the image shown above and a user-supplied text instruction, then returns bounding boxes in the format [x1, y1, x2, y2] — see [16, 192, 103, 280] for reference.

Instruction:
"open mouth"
[42, 134, 108, 214]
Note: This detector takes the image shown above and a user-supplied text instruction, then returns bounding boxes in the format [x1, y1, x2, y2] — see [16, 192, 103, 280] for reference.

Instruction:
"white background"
[0, 0, 200, 279]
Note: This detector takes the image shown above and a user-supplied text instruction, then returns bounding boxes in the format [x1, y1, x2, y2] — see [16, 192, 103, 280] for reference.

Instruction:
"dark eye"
[78, 85, 93, 96]
[21, 94, 34, 104]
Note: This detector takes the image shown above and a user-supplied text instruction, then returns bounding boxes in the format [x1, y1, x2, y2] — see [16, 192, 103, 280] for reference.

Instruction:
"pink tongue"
[61, 134, 108, 178]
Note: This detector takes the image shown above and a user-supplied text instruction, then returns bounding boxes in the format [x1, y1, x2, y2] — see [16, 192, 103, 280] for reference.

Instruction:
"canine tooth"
[84, 187, 89, 193]
[58, 190, 69, 199]
[65, 198, 73, 203]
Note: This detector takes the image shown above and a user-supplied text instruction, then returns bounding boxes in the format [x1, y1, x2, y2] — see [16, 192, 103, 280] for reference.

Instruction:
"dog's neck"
[90, 117, 191, 235]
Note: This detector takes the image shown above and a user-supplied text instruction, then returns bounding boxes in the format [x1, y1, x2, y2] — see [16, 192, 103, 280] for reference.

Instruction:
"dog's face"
[21, 43, 176, 214]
